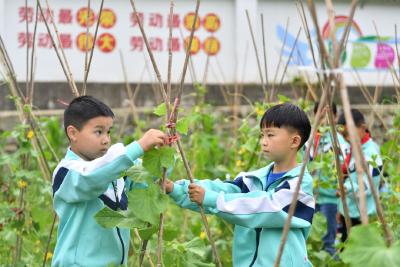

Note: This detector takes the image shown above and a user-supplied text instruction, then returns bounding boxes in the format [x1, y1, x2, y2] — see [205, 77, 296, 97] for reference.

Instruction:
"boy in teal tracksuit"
[306, 102, 341, 256]
[336, 109, 382, 241]
[165, 103, 315, 266]
[51, 96, 166, 266]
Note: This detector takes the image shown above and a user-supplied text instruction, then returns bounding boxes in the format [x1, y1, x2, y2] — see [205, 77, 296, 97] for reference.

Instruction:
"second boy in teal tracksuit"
[166, 103, 315, 266]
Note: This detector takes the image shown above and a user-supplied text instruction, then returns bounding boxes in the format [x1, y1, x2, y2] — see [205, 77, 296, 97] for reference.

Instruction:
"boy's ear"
[290, 134, 301, 149]
[66, 125, 79, 142]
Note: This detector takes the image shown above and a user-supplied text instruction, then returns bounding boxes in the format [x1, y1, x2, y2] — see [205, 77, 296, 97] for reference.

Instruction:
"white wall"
[1, 0, 399, 86]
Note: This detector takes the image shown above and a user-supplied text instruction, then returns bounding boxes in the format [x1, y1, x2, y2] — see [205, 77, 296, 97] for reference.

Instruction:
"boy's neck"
[70, 146, 90, 161]
[273, 153, 297, 173]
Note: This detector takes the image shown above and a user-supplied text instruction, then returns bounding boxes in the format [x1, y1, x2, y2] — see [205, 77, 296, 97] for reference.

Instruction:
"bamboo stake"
[29, 1, 39, 103]
[82, 0, 91, 95]
[395, 24, 400, 78]
[36, 0, 79, 97]
[129, 0, 168, 104]
[157, 2, 174, 265]
[351, 70, 388, 130]
[325, 88, 353, 234]
[42, 214, 57, 267]
[271, 17, 289, 100]
[42, 0, 79, 96]
[25, 0, 29, 99]
[119, 50, 140, 124]
[178, 27, 198, 85]
[306, 0, 332, 69]
[296, 0, 322, 86]
[261, 13, 269, 88]
[129, 1, 222, 265]
[133, 229, 155, 267]
[277, 28, 302, 89]
[83, 0, 104, 94]
[245, 10, 267, 99]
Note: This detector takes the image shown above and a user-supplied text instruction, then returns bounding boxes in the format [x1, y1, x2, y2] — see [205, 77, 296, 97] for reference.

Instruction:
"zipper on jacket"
[249, 228, 262, 267]
[112, 182, 125, 265]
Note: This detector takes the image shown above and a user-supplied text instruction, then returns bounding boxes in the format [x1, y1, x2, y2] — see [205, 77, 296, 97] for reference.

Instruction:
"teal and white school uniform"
[51, 142, 144, 267]
[169, 162, 315, 267]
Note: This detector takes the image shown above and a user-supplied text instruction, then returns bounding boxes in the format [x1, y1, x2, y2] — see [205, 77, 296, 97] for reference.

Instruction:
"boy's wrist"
[126, 141, 144, 161]
[168, 182, 185, 200]
[203, 190, 219, 208]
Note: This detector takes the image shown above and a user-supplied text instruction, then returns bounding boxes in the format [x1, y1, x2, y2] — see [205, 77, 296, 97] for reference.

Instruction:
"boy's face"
[340, 124, 366, 142]
[260, 126, 301, 162]
[67, 116, 113, 161]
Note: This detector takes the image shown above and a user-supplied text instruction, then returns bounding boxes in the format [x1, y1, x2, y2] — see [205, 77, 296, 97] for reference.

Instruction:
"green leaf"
[341, 224, 400, 267]
[153, 103, 166, 116]
[176, 117, 190, 135]
[277, 94, 291, 103]
[163, 226, 180, 241]
[137, 225, 159, 240]
[94, 207, 147, 229]
[143, 147, 175, 177]
[94, 207, 125, 228]
[125, 165, 153, 184]
[127, 184, 169, 225]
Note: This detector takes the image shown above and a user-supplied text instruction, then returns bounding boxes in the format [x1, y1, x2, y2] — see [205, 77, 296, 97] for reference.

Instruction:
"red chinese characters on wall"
[17, 5, 222, 56]
[58, 9, 73, 24]
[130, 36, 144, 51]
[17, 5, 118, 53]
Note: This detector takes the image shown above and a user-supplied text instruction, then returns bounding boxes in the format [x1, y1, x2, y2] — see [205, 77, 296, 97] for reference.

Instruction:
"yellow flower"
[199, 231, 207, 240]
[238, 147, 246, 155]
[395, 185, 400, 193]
[255, 107, 264, 116]
[236, 160, 243, 168]
[27, 130, 34, 139]
[17, 180, 27, 189]
[46, 252, 53, 261]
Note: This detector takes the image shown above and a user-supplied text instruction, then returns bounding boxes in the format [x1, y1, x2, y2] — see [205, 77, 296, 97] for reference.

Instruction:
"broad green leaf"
[184, 237, 207, 258]
[163, 226, 180, 241]
[143, 147, 175, 177]
[341, 224, 400, 267]
[125, 165, 153, 184]
[94, 207, 147, 229]
[176, 117, 190, 135]
[137, 225, 159, 240]
[153, 103, 166, 116]
[127, 184, 169, 225]
[94, 207, 124, 228]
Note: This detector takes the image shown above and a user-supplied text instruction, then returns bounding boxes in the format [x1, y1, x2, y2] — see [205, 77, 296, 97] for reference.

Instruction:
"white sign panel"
[3, 0, 234, 84]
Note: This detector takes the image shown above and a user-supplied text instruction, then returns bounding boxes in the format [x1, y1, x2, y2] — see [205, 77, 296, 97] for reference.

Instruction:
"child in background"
[307, 102, 340, 256]
[336, 109, 382, 242]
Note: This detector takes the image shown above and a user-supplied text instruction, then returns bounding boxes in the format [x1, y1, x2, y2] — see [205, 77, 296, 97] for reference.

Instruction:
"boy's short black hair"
[337, 109, 365, 127]
[313, 101, 337, 115]
[64, 96, 114, 133]
[260, 103, 311, 149]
